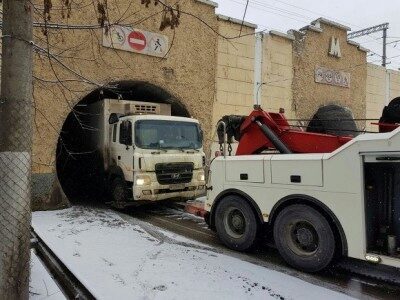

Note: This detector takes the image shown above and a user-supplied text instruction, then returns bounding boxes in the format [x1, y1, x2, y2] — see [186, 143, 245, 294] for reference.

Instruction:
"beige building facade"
[366, 65, 400, 130]
[29, 0, 400, 208]
[212, 16, 400, 143]
[32, 0, 220, 208]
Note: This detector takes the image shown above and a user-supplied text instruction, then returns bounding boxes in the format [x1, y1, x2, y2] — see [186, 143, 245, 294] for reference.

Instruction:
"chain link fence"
[0, 0, 33, 298]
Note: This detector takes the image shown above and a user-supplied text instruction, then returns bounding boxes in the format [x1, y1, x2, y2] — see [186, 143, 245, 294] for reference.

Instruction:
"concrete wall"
[261, 33, 295, 119]
[212, 17, 256, 127]
[389, 70, 400, 100]
[31, 0, 218, 208]
[210, 17, 256, 155]
[366, 64, 400, 131]
[366, 64, 386, 131]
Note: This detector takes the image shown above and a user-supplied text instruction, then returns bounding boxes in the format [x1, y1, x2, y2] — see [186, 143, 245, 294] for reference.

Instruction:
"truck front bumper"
[132, 171, 206, 201]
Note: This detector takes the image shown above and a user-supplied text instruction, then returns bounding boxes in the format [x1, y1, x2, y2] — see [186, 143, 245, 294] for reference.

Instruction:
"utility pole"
[382, 26, 387, 67]
[347, 23, 389, 67]
[0, 0, 33, 298]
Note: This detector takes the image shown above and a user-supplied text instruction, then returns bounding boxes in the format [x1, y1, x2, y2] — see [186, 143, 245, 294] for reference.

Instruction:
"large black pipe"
[254, 119, 292, 154]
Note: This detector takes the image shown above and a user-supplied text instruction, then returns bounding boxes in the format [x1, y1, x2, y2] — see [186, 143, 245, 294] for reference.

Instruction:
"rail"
[31, 229, 95, 300]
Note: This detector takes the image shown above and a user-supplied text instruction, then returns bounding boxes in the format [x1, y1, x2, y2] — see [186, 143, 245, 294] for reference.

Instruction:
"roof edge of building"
[194, 0, 218, 8]
[216, 14, 258, 29]
[268, 30, 295, 41]
[358, 45, 370, 53]
[299, 25, 323, 33]
[347, 40, 360, 47]
[347, 39, 370, 53]
[311, 17, 351, 31]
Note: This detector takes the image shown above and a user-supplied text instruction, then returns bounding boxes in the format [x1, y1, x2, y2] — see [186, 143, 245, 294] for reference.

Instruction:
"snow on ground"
[32, 206, 353, 300]
[30, 250, 66, 299]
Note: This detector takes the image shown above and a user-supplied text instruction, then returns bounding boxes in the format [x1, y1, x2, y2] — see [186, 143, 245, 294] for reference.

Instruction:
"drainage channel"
[31, 229, 95, 300]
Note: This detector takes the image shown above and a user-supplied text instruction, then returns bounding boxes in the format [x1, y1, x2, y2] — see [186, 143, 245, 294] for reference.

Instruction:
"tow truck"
[205, 99, 400, 273]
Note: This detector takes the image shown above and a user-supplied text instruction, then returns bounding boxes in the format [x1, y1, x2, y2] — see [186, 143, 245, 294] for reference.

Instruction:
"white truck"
[205, 107, 400, 273]
[91, 99, 206, 208]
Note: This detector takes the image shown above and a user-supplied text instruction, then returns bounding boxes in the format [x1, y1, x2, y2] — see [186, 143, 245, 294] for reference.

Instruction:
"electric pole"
[0, 0, 33, 298]
[347, 23, 389, 67]
[383, 26, 387, 67]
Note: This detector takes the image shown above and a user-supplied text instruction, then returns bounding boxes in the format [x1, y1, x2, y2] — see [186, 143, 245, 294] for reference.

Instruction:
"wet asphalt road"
[113, 202, 400, 300]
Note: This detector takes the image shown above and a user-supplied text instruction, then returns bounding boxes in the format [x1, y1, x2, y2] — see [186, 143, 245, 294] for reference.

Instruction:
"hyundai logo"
[171, 173, 181, 179]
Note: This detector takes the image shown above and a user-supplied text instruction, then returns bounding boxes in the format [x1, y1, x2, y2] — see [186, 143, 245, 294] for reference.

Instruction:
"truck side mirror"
[199, 129, 204, 144]
[109, 113, 119, 124]
[119, 120, 133, 147]
[125, 122, 133, 146]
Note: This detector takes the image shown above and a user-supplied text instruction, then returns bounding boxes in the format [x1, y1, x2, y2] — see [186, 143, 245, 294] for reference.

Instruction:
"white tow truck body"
[93, 99, 206, 205]
[206, 127, 400, 270]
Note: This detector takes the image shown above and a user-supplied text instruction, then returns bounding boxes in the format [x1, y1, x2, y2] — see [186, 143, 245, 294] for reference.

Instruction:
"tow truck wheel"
[215, 195, 258, 251]
[110, 177, 128, 209]
[274, 204, 335, 272]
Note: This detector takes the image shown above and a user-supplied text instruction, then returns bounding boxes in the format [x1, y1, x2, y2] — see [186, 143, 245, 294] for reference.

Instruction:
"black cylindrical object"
[254, 120, 292, 154]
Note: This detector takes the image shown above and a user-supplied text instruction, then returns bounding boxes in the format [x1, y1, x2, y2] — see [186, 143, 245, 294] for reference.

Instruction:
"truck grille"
[155, 163, 194, 185]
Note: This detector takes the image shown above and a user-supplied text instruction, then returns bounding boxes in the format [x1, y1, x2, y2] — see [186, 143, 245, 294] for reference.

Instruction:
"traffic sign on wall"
[103, 25, 169, 58]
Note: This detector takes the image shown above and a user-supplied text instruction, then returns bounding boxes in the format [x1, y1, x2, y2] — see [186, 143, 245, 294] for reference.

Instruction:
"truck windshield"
[135, 120, 202, 150]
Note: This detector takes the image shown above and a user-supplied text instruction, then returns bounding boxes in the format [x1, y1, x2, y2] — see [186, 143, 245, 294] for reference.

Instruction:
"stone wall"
[31, 0, 218, 208]
[292, 19, 368, 124]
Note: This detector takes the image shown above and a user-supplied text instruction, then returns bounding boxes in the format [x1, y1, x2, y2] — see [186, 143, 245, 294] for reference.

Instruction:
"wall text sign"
[315, 66, 350, 88]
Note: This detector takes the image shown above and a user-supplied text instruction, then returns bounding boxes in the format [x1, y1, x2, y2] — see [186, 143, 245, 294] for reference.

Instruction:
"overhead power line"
[348, 23, 389, 67]
[228, 0, 400, 68]
[347, 23, 389, 39]
[239, 0, 250, 37]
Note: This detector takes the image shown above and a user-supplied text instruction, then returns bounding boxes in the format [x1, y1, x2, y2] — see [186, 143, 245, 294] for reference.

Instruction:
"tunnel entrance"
[56, 81, 190, 204]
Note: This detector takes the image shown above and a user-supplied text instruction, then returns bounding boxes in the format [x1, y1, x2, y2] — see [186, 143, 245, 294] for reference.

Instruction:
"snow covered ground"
[30, 250, 66, 299]
[32, 206, 353, 300]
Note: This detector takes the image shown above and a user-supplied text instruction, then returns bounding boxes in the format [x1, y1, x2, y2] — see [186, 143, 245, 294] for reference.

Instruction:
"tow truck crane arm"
[219, 108, 353, 155]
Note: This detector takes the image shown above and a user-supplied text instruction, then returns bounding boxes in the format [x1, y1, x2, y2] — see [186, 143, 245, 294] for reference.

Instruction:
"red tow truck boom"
[235, 108, 352, 155]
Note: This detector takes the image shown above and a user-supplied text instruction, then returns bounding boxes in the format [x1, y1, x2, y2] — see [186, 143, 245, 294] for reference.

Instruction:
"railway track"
[31, 230, 95, 300]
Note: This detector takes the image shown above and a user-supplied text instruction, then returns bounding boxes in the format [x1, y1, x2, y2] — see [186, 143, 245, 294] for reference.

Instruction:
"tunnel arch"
[56, 80, 190, 203]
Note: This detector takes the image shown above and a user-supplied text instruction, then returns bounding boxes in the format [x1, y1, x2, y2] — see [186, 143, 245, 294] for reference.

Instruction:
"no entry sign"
[103, 25, 169, 58]
[128, 31, 147, 51]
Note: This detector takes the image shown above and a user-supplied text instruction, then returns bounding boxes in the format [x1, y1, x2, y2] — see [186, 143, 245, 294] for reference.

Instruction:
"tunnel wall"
[31, 0, 218, 210]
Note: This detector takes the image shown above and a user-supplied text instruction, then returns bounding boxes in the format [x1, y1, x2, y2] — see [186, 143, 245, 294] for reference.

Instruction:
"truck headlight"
[136, 175, 151, 186]
[197, 171, 205, 182]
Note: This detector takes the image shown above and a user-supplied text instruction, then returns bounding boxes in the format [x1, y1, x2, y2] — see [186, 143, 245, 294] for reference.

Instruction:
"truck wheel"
[111, 177, 128, 209]
[215, 195, 259, 251]
[273, 204, 335, 272]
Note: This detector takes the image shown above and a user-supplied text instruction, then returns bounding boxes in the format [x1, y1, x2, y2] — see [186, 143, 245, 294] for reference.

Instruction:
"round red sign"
[128, 31, 147, 51]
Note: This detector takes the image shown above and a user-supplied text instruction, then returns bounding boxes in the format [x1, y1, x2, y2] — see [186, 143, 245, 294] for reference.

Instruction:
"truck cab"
[96, 99, 206, 207]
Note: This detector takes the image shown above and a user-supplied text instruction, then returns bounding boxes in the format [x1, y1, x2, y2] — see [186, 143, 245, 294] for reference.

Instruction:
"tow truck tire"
[215, 195, 259, 252]
[274, 204, 335, 273]
[110, 177, 128, 209]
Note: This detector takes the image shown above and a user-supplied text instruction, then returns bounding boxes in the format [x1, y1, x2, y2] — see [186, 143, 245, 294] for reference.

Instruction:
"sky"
[214, 0, 400, 70]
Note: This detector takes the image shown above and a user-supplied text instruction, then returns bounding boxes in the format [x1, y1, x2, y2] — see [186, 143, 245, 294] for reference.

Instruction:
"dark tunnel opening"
[56, 81, 190, 204]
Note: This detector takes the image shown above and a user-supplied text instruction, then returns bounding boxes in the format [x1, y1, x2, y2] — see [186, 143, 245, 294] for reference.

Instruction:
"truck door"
[116, 120, 134, 182]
